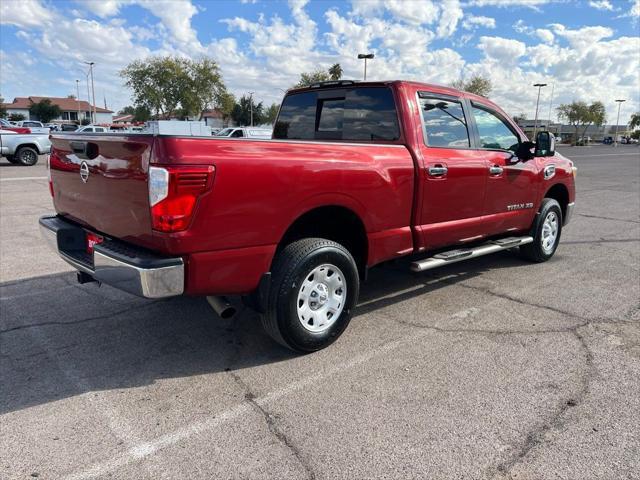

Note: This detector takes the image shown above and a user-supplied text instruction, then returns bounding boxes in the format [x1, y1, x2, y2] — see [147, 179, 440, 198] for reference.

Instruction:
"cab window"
[472, 105, 519, 151]
[274, 87, 399, 141]
[418, 96, 470, 148]
[231, 129, 244, 137]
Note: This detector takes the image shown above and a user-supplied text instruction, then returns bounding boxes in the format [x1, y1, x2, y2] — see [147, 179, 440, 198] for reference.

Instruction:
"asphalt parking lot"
[1, 145, 639, 480]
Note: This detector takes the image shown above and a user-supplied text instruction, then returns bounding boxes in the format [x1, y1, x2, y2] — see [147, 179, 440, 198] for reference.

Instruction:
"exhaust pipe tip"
[207, 296, 237, 319]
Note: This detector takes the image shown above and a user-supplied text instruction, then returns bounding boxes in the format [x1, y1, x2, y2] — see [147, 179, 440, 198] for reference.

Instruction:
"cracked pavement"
[1, 145, 639, 479]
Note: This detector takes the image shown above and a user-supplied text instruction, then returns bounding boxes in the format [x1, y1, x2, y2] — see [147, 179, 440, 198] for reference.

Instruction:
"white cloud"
[535, 28, 554, 44]
[630, 0, 640, 17]
[479, 36, 527, 61]
[350, 0, 440, 26]
[0, 0, 54, 28]
[550, 23, 614, 49]
[588, 0, 615, 11]
[437, 0, 463, 37]
[462, 15, 496, 30]
[466, 0, 551, 7]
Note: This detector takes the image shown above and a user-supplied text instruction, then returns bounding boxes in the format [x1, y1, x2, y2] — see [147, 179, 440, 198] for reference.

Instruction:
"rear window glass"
[274, 87, 400, 141]
[419, 96, 470, 148]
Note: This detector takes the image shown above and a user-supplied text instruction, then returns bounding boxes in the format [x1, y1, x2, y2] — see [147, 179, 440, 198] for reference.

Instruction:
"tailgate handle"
[70, 141, 99, 159]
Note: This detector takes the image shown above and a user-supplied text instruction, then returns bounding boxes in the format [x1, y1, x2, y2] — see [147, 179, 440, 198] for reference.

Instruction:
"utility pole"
[546, 82, 555, 135]
[76, 80, 81, 123]
[614, 99, 625, 147]
[357, 53, 374, 81]
[85, 73, 91, 123]
[248, 91, 254, 126]
[533, 83, 547, 138]
[84, 61, 96, 124]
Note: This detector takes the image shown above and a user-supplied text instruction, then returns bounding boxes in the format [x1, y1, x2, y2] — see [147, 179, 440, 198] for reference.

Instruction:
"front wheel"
[520, 198, 562, 262]
[261, 238, 360, 353]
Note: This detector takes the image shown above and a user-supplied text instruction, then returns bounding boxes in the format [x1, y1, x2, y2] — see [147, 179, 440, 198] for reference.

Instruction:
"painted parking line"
[572, 153, 639, 158]
[0, 176, 48, 182]
[64, 325, 441, 480]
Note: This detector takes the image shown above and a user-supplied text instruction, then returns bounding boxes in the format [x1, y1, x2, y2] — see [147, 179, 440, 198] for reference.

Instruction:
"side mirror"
[535, 131, 555, 157]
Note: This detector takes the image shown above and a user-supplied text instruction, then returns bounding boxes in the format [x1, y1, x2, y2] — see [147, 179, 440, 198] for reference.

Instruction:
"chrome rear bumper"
[39, 215, 184, 298]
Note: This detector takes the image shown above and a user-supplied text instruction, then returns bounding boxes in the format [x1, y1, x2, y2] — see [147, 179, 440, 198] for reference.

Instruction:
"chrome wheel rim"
[296, 263, 346, 333]
[541, 211, 559, 254]
[21, 150, 36, 164]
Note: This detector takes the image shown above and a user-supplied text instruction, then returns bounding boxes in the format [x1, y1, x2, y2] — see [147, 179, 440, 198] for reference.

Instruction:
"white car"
[215, 127, 272, 139]
[76, 125, 108, 133]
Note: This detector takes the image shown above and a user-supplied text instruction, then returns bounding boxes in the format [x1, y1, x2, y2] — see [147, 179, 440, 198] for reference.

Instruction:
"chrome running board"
[410, 236, 534, 272]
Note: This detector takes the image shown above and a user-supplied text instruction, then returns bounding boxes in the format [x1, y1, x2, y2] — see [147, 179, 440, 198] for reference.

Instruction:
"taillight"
[149, 165, 214, 232]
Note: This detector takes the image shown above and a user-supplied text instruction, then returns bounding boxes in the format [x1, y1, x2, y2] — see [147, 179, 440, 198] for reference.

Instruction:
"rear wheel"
[15, 147, 39, 166]
[520, 198, 562, 262]
[261, 238, 359, 353]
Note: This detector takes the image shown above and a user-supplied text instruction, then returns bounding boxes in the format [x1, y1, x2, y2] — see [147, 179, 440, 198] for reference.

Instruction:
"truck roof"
[286, 79, 503, 113]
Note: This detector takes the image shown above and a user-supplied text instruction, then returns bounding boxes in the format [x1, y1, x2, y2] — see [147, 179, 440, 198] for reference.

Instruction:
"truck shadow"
[1, 251, 524, 415]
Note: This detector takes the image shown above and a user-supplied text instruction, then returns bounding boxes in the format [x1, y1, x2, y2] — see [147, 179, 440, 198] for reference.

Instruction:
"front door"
[416, 93, 488, 250]
[469, 102, 539, 235]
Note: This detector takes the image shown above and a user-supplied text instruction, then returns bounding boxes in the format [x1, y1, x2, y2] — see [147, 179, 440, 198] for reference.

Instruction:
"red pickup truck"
[40, 80, 575, 352]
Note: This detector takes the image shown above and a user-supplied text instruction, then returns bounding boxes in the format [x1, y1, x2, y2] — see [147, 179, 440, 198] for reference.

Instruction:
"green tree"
[231, 95, 264, 126]
[0, 96, 7, 118]
[328, 63, 343, 80]
[295, 63, 344, 88]
[218, 90, 236, 125]
[264, 102, 279, 124]
[28, 99, 62, 123]
[629, 112, 640, 130]
[9, 113, 26, 122]
[120, 56, 226, 119]
[119, 105, 151, 122]
[451, 75, 492, 97]
[557, 101, 606, 145]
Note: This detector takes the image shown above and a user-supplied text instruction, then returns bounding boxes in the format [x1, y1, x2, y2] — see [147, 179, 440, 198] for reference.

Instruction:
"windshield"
[216, 128, 233, 136]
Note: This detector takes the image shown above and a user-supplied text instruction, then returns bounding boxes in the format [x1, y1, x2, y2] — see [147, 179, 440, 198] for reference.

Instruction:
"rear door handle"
[428, 166, 448, 177]
[489, 165, 503, 175]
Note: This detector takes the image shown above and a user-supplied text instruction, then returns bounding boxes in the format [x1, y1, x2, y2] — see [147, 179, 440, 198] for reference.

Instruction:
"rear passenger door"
[469, 102, 539, 236]
[416, 93, 488, 250]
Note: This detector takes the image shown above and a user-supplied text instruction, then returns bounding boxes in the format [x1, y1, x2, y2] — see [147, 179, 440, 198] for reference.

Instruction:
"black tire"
[261, 238, 360, 353]
[5, 155, 19, 164]
[520, 198, 563, 262]
[15, 147, 39, 166]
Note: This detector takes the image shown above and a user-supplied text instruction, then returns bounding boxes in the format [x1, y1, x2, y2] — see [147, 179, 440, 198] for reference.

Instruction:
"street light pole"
[75, 79, 81, 123]
[533, 83, 547, 138]
[614, 99, 625, 147]
[248, 91, 254, 126]
[84, 61, 96, 124]
[357, 53, 374, 81]
[546, 82, 555, 134]
[85, 73, 91, 122]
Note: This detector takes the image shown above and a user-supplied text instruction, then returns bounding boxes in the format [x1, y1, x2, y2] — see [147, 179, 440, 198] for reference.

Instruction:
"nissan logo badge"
[80, 161, 90, 183]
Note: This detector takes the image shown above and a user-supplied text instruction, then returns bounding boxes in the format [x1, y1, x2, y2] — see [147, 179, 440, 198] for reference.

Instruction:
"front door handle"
[489, 165, 504, 175]
[428, 166, 448, 177]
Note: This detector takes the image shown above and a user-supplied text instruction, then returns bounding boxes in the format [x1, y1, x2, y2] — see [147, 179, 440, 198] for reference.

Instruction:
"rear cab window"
[274, 86, 400, 142]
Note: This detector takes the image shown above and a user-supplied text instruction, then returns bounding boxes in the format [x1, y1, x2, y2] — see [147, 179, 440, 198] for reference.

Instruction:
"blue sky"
[1, 0, 639, 123]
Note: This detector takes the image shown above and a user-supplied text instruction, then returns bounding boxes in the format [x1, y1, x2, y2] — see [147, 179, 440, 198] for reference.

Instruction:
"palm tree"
[629, 112, 640, 130]
[328, 63, 343, 80]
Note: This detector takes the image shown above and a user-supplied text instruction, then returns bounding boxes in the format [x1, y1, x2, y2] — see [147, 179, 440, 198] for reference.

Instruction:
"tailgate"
[49, 134, 155, 245]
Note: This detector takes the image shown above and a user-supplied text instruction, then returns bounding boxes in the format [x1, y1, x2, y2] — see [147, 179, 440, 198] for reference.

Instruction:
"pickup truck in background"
[40, 80, 575, 352]
[15, 120, 50, 135]
[0, 129, 51, 165]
